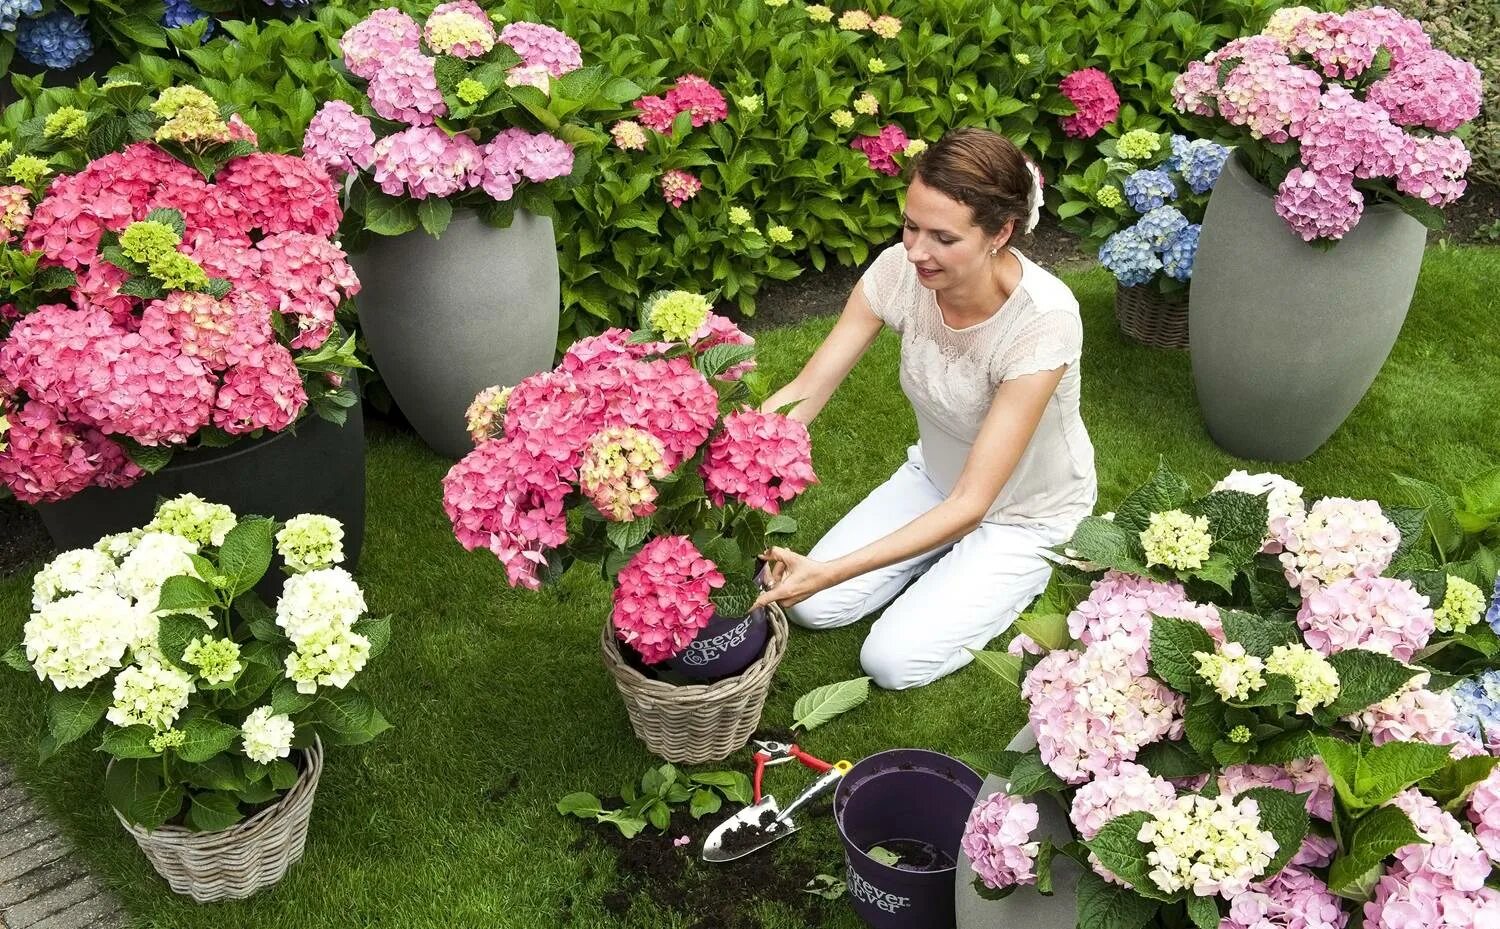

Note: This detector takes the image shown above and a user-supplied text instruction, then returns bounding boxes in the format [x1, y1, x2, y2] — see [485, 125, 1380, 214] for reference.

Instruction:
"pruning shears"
[750, 739, 835, 804]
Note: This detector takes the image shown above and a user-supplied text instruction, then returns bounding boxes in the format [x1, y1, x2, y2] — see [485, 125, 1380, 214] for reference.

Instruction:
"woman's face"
[901, 176, 1009, 290]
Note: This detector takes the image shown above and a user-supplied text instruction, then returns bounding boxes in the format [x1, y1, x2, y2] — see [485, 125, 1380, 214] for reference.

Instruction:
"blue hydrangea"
[1133, 206, 1190, 248]
[1160, 223, 1201, 283]
[0, 0, 41, 33]
[1454, 669, 1500, 744]
[1162, 135, 1193, 173]
[16, 10, 91, 70]
[1488, 574, 1500, 634]
[1179, 141, 1232, 195]
[1123, 168, 1176, 213]
[1098, 228, 1163, 288]
[161, 0, 214, 38]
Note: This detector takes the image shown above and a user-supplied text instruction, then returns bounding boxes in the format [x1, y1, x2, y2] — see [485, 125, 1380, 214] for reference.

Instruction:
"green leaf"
[270, 679, 316, 716]
[1086, 811, 1172, 901]
[1006, 753, 1068, 796]
[308, 690, 392, 746]
[1062, 517, 1147, 575]
[1356, 740, 1458, 808]
[1219, 610, 1299, 658]
[156, 574, 218, 614]
[1240, 787, 1309, 879]
[765, 515, 798, 536]
[99, 726, 160, 759]
[218, 518, 274, 597]
[1184, 701, 1224, 757]
[43, 683, 110, 759]
[1075, 869, 1161, 929]
[105, 759, 182, 831]
[365, 192, 420, 236]
[556, 791, 604, 817]
[1422, 755, 1500, 810]
[1186, 490, 1270, 545]
[2, 643, 31, 673]
[353, 615, 392, 660]
[696, 343, 757, 379]
[791, 676, 871, 731]
[118, 437, 173, 474]
[186, 790, 245, 832]
[156, 612, 212, 669]
[1149, 617, 1217, 693]
[1112, 460, 1193, 533]
[690, 771, 752, 804]
[1321, 650, 1422, 718]
[1393, 473, 1464, 557]
[1187, 552, 1239, 593]
[417, 197, 453, 237]
[1185, 895, 1220, 929]
[266, 759, 299, 791]
[605, 516, 653, 552]
[1136, 740, 1210, 779]
[967, 648, 1023, 688]
[1230, 673, 1298, 709]
[144, 208, 187, 237]
[1327, 805, 1422, 896]
[176, 717, 241, 763]
[236, 593, 283, 643]
[599, 810, 647, 838]
[180, 755, 243, 792]
[689, 788, 722, 819]
[1254, 730, 1318, 764]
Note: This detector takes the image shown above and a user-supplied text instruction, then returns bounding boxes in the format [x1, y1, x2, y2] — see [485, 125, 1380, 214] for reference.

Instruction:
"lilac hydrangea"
[961, 792, 1041, 889]
[479, 129, 574, 201]
[367, 47, 447, 127]
[161, 0, 213, 39]
[16, 10, 92, 69]
[1160, 224, 1201, 282]
[371, 126, 482, 199]
[1133, 206, 1189, 247]
[1275, 167, 1364, 242]
[1099, 228, 1163, 287]
[1298, 87, 1407, 181]
[302, 101, 377, 178]
[1, 0, 42, 33]
[1123, 168, 1175, 212]
[1454, 671, 1500, 748]
[1176, 139, 1231, 194]
[1366, 47, 1483, 133]
[1488, 575, 1500, 634]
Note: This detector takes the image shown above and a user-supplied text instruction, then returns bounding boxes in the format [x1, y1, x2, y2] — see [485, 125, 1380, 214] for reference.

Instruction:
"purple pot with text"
[835, 749, 983, 929]
[660, 606, 770, 682]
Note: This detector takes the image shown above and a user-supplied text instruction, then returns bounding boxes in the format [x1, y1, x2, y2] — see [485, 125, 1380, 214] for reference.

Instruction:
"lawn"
[0, 245, 1496, 928]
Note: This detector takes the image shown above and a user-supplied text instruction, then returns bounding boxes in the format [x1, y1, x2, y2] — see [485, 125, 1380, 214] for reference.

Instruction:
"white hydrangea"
[275, 515, 345, 573]
[1138, 793, 1278, 897]
[93, 529, 144, 561]
[1195, 642, 1267, 702]
[182, 636, 243, 685]
[115, 532, 200, 608]
[23, 589, 135, 689]
[1434, 576, 1485, 634]
[275, 567, 366, 643]
[241, 706, 295, 764]
[1265, 643, 1341, 714]
[1276, 498, 1399, 595]
[1212, 470, 1305, 553]
[145, 493, 237, 547]
[284, 624, 371, 694]
[106, 662, 196, 730]
[1141, 509, 1213, 571]
[31, 548, 118, 611]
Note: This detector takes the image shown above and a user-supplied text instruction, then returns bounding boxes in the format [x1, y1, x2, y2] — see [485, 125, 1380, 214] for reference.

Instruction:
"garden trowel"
[701, 758, 851, 862]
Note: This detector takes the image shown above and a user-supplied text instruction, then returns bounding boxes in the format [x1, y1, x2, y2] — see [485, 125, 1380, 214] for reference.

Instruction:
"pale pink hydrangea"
[1068, 761, 1175, 882]
[690, 313, 755, 380]
[212, 342, 306, 435]
[423, 1, 495, 58]
[226, 114, 257, 145]
[214, 153, 342, 239]
[1223, 867, 1348, 929]
[505, 64, 551, 93]
[0, 185, 29, 245]
[1008, 633, 1044, 656]
[1057, 68, 1120, 138]
[635, 94, 677, 134]
[611, 535, 725, 663]
[1172, 61, 1221, 118]
[1394, 135, 1470, 207]
[367, 47, 447, 126]
[1287, 11, 1388, 80]
[497, 22, 582, 77]
[961, 792, 1041, 889]
[1388, 789, 1491, 890]
[0, 400, 142, 502]
[1297, 575, 1434, 662]
[341, 8, 421, 81]
[443, 434, 573, 590]
[660, 169, 701, 207]
[372, 126, 483, 199]
[664, 75, 728, 128]
[1064, 570, 1222, 675]
[700, 410, 817, 515]
[1364, 865, 1500, 929]
[1219, 763, 1296, 798]
[1277, 497, 1401, 593]
[1366, 48, 1483, 133]
[1297, 87, 1408, 180]
[302, 101, 377, 179]
[1218, 58, 1325, 142]
[480, 128, 574, 202]
[1286, 757, 1335, 821]
[1467, 766, 1500, 864]
[1347, 677, 1464, 750]
[1356, 6, 1434, 65]
[850, 124, 910, 176]
[611, 120, 648, 151]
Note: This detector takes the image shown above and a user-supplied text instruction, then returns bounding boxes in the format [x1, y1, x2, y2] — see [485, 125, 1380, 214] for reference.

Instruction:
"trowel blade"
[700, 797, 800, 862]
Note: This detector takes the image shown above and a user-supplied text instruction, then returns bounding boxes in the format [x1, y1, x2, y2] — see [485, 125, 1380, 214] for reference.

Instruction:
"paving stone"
[0, 854, 83, 908]
[0, 813, 49, 860]
[28, 892, 125, 929]
[0, 787, 33, 814]
[0, 798, 47, 834]
[0, 836, 71, 885]
[6, 875, 106, 929]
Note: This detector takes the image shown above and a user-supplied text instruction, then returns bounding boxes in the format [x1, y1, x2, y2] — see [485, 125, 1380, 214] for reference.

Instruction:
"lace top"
[860, 244, 1097, 526]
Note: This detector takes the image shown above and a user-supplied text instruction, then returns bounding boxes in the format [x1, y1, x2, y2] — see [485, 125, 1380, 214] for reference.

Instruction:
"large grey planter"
[1189, 154, 1426, 461]
[351, 210, 560, 459]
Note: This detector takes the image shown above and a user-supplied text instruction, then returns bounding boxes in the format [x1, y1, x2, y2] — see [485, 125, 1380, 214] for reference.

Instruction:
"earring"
[990, 247, 998, 256]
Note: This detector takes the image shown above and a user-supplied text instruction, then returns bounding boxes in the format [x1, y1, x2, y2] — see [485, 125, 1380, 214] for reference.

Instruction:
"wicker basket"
[1114, 283, 1190, 350]
[603, 605, 788, 764]
[116, 736, 324, 902]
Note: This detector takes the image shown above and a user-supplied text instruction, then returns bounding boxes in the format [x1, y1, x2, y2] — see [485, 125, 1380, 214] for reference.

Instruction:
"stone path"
[0, 762, 128, 929]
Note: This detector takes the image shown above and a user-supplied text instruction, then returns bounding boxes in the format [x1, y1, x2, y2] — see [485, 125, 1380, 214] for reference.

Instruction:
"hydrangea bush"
[442, 290, 816, 666]
[963, 461, 1500, 929]
[0, 494, 391, 832]
[1172, 6, 1484, 244]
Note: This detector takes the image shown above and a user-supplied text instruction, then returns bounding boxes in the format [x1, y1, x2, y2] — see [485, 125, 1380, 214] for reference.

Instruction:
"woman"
[751, 127, 1096, 690]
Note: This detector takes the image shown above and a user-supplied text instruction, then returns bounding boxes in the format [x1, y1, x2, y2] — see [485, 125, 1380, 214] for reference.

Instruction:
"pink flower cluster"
[701, 410, 817, 515]
[660, 169, 701, 208]
[482, 128, 576, 201]
[1276, 497, 1401, 595]
[690, 313, 755, 380]
[611, 535, 725, 664]
[634, 75, 728, 134]
[368, 48, 447, 126]
[0, 400, 142, 503]
[498, 22, 582, 78]
[0, 186, 29, 245]
[302, 101, 377, 179]
[1388, 790, 1492, 892]
[1296, 576, 1434, 663]
[1468, 767, 1500, 865]
[1064, 570, 1223, 675]
[960, 792, 1041, 889]
[341, 8, 421, 81]
[1219, 760, 1334, 822]
[850, 124, 910, 176]
[1058, 68, 1121, 138]
[442, 434, 572, 589]
[1347, 680, 1470, 752]
[1068, 760, 1175, 884]
[1223, 867, 1348, 929]
[214, 154, 341, 240]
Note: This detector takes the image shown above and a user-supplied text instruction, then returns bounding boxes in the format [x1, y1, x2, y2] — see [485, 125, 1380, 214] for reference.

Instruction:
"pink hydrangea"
[578, 426, 669, 522]
[1364, 864, 1500, 929]
[850, 124, 910, 176]
[1367, 48, 1483, 133]
[22, 180, 136, 271]
[560, 327, 650, 374]
[1297, 87, 1408, 180]
[341, 8, 422, 81]
[1277, 497, 1401, 592]
[1172, 60, 1222, 118]
[635, 94, 678, 134]
[1347, 679, 1464, 750]
[0, 400, 142, 502]
[1021, 642, 1184, 784]
[1223, 867, 1348, 929]
[443, 434, 574, 590]
[367, 47, 448, 126]
[700, 410, 817, 514]
[211, 341, 306, 435]
[1064, 570, 1223, 675]
[1388, 789, 1492, 890]
[69, 262, 135, 324]
[1394, 135, 1470, 208]
[1286, 757, 1335, 821]
[690, 313, 755, 380]
[226, 114, 257, 145]
[960, 792, 1041, 889]
[372, 126, 483, 199]
[302, 101, 377, 179]
[480, 128, 575, 202]
[250, 233, 360, 349]
[1068, 763, 1175, 879]
[214, 153, 342, 239]
[1292, 833, 1339, 868]
[73, 332, 218, 446]
[660, 169, 701, 207]
[0, 304, 109, 414]
[1057, 68, 1120, 138]
[1287, 11, 1387, 80]
[136, 291, 245, 371]
[611, 120, 649, 151]
[1297, 575, 1434, 662]
[1467, 766, 1500, 864]
[1356, 7, 1434, 65]
[608, 357, 719, 467]
[502, 368, 611, 471]
[497, 22, 582, 77]
[1219, 763, 1297, 798]
[664, 75, 728, 128]
[0, 185, 29, 245]
[423, 1, 495, 58]
[611, 535, 725, 663]
[1218, 58, 1325, 143]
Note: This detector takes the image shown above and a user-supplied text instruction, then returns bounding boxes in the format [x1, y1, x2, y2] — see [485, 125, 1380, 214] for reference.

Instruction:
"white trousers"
[788, 446, 1076, 691]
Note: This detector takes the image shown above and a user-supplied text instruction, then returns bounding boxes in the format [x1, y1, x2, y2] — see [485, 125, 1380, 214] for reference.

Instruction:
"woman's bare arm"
[760, 280, 884, 425]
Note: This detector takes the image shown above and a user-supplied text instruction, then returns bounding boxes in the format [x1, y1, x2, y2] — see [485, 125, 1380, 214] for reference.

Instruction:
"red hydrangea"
[211, 342, 307, 435]
[1058, 68, 1121, 138]
[0, 400, 143, 503]
[608, 357, 719, 468]
[611, 535, 725, 663]
[664, 75, 728, 128]
[851, 124, 910, 176]
[701, 410, 817, 514]
[213, 154, 342, 239]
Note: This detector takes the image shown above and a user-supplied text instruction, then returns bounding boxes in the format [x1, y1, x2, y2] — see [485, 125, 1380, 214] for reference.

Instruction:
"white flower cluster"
[1276, 497, 1399, 595]
[1434, 576, 1485, 634]
[31, 548, 116, 611]
[106, 662, 196, 730]
[1138, 793, 1278, 897]
[23, 589, 136, 690]
[1141, 510, 1213, 571]
[241, 706, 295, 764]
[1195, 642, 1267, 702]
[275, 515, 346, 574]
[1265, 643, 1341, 714]
[93, 529, 143, 560]
[145, 493, 238, 547]
[1212, 470, 1305, 553]
[115, 531, 200, 610]
[276, 568, 371, 694]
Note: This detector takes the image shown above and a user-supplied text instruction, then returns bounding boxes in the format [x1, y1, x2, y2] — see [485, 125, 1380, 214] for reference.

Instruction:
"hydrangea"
[1138, 793, 1278, 897]
[276, 515, 345, 573]
[1261, 6, 1318, 43]
[183, 636, 242, 684]
[870, 15, 901, 38]
[1394, 135, 1470, 208]
[23, 589, 135, 690]
[1297, 576, 1434, 662]
[161, 0, 212, 35]
[31, 548, 117, 611]
[1133, 206, 1190, 248]
[1468, 765, 1500, 863]
[1159, 224, 1200, 283]
[465, 385, 512, 444]
[0, 401, 143, 503]
[146, 493, 237, 547]
[1222, 867, 1348, 929]
[690, 313, 756, 380]
[107, 662, 196, 730]
[611, 535, 725, 663]
[241, 706, 295, 764]
[1297, 88, 1407, 180]
[579, 426, 669, 521]
[302, 101, 377, 179]
[372, 126, 482, 199]
[1140, 509, 1212, 570]
[1274, 167, 1364, 242]
[214, 152, 342, 238]
[284, 622, 370, 694]
[115, 531, 199, 610]
[16, 11, 92, 70]
[1387, 789, 1490, 889]
[1364, 865, 1500, 929]
[1453, 671, 1500, 751]
[1434, 576, 1485, 634]
[701, 410, 817, 515]
[443, 433, 574, 590]
[611, 120, 648, 151]
[1122, 169, 1176, 213]
[478, 128, 572, 201]
[635, 94, 677, 134]
[7, 154, 51, 186]
[0, 0, 42, 32]
[961, 792, 1041, 889]
[1065, 569, 1222, 676]
[903, 139, 928, 158]
[1277, 497, 1400, 594]
[341, 8, 421, 81]
[498, 22, 582, 77]
[665, 75, 728, 128]
[837, 10, 871, 30]
[830, 109, 855, 130]
[367, 48, 447, 126]
[767, 225, 794, 245]
[1265, 643, 1340, 714]
[1069, 761, 1176, 882]
[211, 342, 307, 435]
[275, 567, 366, 642]
[1058, 68, 1120, 138]
[660, 169, 701, 207]
[727, 205, 752, 226]
[1217, 58, 1325, 143]
[43, 106, 87, 140]
[644, 290, 712, 342]
[805, 4, 833, 23]
[152, 86, 231, 144]
[423, 0, 495, 58]
[1366, 48, 1482, 134]
[852, 92, 879, 117]
[1174, 138, 1231, 194]
[0, 186, 30, 245]
[149, 728, 186, 753]
[1095, 185, 1122, 208]
[1197, 642, 1267, 701]
[1213, 471, 1306, 553]
[1116, 129, 1162, 161]
[1347, 676, 1463, 749]
[1490, 576, 1500, 635]
[503, 66, 550, 94]
[850, 124, 909, 176]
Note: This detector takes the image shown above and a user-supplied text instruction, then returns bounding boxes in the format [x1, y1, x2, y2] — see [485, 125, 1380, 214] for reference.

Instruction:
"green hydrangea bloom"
[183, 636, 244, 685]
[43, 107, 87, 140]
[1434, 575, 1485, 633]
[120, 220, 183, 267]
[147, 493, 238, 547]
[151, 85, 218, 120]
[1096, 185, 1123, 208]
[645, 290, 712, 342]
[1228, 725, 1252, 744]
[728, 206, 752, 226]
[456, 79, 489, 106]
[767, 224, 794, 245]
[8, 155, 51, 186]
[148, 728, 187, 753]
[1140, 509, 1213, 571]
[1014, 52, 1032, 66]
[151, 252, 211, 291]
[737, 94, 762, 114]
[1117, 129, 1163, 161]
[1265, 643, 1340, 715]
[276, 514, 346, 573]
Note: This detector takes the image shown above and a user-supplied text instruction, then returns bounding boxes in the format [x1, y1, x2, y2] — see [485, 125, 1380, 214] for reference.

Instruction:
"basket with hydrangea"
[957, 461, 1500, 929]
[0, 493, 391, 900]
[443, 290, 816, 761]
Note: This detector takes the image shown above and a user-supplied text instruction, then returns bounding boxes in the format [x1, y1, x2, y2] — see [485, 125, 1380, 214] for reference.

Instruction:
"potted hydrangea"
[1170, 6, 1485, 460]
[305, 4, 636, 459]
[1, 494, 390, 901]
[443, 291, 816, 763]
[953, 461, 1500, 929]
[0, 84, 366, 559]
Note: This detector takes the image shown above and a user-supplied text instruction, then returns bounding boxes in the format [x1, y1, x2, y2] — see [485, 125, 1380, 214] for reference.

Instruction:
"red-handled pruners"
[751, 740, 834, 804]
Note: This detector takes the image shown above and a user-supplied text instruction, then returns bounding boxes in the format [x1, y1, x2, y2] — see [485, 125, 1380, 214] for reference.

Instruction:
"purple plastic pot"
[835, 749, 983, 929]
[660, 606, 770, 682]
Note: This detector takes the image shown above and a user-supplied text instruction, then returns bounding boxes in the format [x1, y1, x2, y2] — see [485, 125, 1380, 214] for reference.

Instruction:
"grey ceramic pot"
[351, 210, 560, 459]
[1189, 153, 1426, 461]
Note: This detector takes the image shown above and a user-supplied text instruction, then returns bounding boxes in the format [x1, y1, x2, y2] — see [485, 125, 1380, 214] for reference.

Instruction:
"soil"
[870, 838, 956, 873]
[0, 497, 53, 579]
[714, 806, 781, 857]
[1436, 177, 1500, 245]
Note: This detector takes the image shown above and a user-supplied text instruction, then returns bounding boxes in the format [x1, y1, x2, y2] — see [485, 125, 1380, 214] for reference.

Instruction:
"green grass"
[0, 245, 1497, 928]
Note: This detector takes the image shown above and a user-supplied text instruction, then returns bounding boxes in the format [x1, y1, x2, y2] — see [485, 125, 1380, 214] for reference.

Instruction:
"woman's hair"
[909, 127, 1034, 238]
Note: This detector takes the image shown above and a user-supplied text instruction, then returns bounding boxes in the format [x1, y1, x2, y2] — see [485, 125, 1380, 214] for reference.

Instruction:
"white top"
[859, 244, 1097, 527]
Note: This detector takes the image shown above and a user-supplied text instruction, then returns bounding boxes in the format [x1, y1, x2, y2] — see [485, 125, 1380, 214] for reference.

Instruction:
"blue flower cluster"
[162, 0, 214, 38]
[1159, 225, 1200, 283]
[260, 0, 315, 6]
[1135, 206, 1189, 248]
[1123, 168, 1176, 213]
[0, 0, 40, 33]
[16, 10, 91, 69]
[1098, 228, 1162, 287]
[1164, 135, 1232, 195]
[1454, 669, 1500, 745]
[1488, 574, 1500, 633]
[1102, 205, 1201, 286]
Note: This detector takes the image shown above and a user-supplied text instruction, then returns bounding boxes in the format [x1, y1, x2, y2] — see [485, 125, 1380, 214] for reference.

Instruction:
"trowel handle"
[776, 760, 853, 826]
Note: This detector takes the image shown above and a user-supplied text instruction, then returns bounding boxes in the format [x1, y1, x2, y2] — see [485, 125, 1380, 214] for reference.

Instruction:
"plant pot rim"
[1225, 149, 1408, 218]
[601, 604, 787, 696]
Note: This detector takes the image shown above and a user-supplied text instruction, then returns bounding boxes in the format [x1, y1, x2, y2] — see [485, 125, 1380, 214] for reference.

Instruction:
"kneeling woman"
[753, 127, 1096, 690]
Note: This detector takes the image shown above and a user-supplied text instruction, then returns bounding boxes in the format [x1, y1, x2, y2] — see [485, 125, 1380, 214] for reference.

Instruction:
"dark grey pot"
[350, 210, 560, 460]
[1189, 153, 1427, 461]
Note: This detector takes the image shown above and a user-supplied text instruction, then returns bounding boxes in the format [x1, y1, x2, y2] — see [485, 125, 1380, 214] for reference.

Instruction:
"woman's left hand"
[752, 546, 836, 610]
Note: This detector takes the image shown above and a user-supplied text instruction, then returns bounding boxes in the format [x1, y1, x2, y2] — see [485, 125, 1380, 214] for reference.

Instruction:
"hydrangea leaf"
[1109, 459, 1193, 533]
[1149, 616, 1217, 693]
[1085, 811, 1174, 901]
[1240, 786, 1308, 879]
[1075, 869, 1161, 929]
[1327, 805, 1422, 897]
[791, 676, 871, 732]
[1318, 649, 1422, 719]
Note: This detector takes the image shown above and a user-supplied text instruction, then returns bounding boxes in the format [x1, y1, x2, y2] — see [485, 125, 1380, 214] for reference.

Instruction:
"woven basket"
[1114, 282, 1190, 350]
[116, 736, 324, 902]
[602, 605, 788, 764]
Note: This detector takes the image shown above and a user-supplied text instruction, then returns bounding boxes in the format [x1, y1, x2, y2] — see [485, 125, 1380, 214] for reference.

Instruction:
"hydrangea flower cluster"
[1058, 68, 1120, 138]
[660, 168, 702, 208]
[15, 10, 91, 70]
[611, 535, 725, 664]
[1346, 676, 1464, 750]
[183, 635, 242, 685]
[145, 492, 237, 547]
[1140, 508, 1212, 570]
[1276, 497, 1401, 595]
[1434, 576, 1485, 634]
[1095, 145, 1224, 290]
[276, 567, 372, 694]
[1065, 569, 1222, 675]
[1453, 671, 1500, 751]
[464, 385, 511, 445]
[1468, 765, 1500, 863]
[1221, 866, 1347, 929]
[1138, 793, 1279, 897]
[1213, 470, 1306, 552]
[701, 410, 817, 515]
[1296, 576, 1433, 663]
[579, 426, 670, 522]
[645, 290, 711, 341]
[423, 0, 495, 58]
[1265, 643, 1341, 715]
[0, 0, 41, 33]
[497, 21, 582, 77]
[275, 514, 346, 573]
[107, 661, 196, 730]
[850, 124, 911, 176]
[960, 792, 1041, 889]
[1197, 642, 1267, 701]
[241, 706, 295, 765]
[633, 75, 728, 134]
